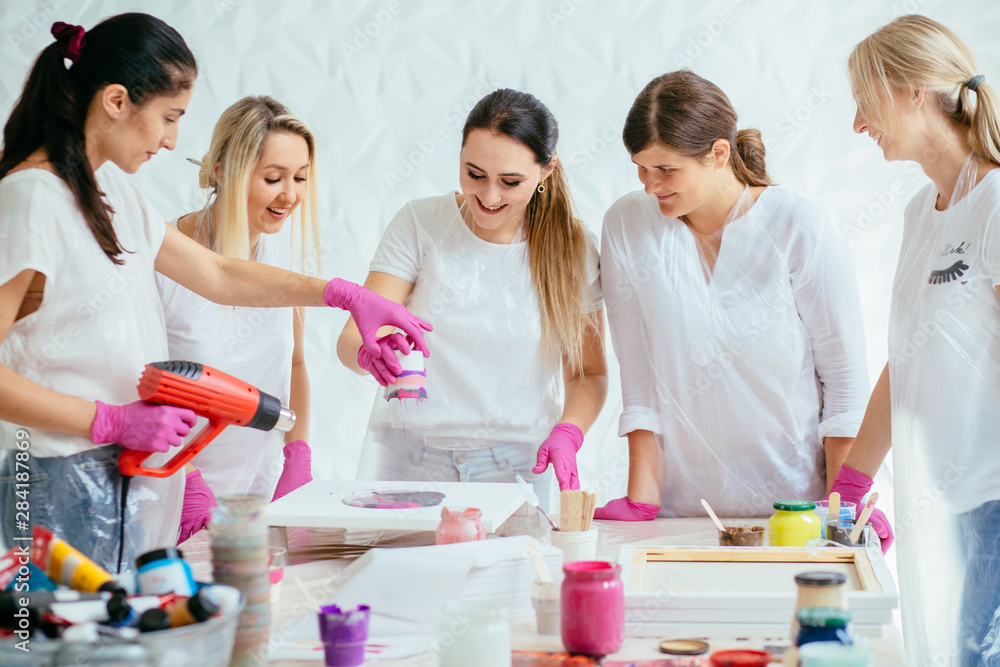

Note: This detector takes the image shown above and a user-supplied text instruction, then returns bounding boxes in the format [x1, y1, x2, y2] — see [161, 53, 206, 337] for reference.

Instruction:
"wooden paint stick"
[849, 492, 879, 544]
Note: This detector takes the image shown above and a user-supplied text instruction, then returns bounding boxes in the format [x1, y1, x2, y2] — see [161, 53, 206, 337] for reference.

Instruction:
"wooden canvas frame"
[617, 546, 898, 638]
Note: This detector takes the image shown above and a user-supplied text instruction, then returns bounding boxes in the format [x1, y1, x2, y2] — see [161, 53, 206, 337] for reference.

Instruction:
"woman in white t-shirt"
[843, 15, 1000, 666]
[337, 89, 607, 505]
[0, 14, 430, 575]
[596, 70, 869, 520]
[159, 96, 320, 543]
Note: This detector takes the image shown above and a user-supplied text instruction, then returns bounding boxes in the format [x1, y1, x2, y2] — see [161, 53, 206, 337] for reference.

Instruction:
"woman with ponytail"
[596, 70, 869, 521]
[338, 89, 606, 505]
[846, 16, 1000, 666]
[0, 14, 429, 572]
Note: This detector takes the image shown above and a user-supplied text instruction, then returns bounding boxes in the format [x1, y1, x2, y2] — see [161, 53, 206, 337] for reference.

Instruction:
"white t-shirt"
[156, 220, 294, 498]
[0, 166, 170, 457]
[889, 170, 1000, 513]
[0, 164, 183, 550]
[357, 192, 603, 470]
[602, 188, 869, 517]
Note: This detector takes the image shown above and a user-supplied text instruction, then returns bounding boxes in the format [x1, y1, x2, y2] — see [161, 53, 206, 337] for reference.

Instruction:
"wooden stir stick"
[849, 492, 879, 544]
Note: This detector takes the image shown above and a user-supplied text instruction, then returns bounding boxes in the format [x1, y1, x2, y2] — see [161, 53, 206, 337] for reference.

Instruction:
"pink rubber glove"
[533, 423, 583, 491]
[324, 278, 433, 359]
[593, 496, 660, 521]
[272, 440, 313, 502]
[829, 464, 894, 553]
[177, 469, 215, 544]
[91, 400, 197, 453]
[357, 332, 412, 386]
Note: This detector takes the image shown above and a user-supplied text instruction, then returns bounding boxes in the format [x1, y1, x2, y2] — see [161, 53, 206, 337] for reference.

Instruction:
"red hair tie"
[51, 21, 86, 65]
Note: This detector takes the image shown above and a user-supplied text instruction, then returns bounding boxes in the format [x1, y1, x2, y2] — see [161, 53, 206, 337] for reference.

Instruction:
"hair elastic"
[968, 74, 985, 92]
[51, 22, 86, 65]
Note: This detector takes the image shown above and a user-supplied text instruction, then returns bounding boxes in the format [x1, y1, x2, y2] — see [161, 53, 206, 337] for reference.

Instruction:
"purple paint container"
[317, 604, 370, 667]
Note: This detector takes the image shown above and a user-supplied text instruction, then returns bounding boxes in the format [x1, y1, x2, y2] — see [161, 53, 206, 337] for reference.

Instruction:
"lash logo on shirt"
[928, 260, 970, 285]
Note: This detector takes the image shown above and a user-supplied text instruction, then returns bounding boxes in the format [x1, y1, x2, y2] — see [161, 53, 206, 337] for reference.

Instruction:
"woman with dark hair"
[596, 70, 869, 521]
[338, 89, 607, 506]
[0, 14, 430, 572]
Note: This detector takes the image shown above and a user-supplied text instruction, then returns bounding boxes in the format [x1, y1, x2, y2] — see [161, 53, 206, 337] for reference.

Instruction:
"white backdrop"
[2, 0, 999, 511]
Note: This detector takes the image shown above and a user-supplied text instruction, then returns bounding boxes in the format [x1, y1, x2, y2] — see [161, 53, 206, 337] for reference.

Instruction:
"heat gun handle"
[117, 420, 227, 478]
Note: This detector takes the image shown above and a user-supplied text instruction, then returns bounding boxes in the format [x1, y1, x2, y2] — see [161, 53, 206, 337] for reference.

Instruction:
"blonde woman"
[845, 15, 1000, 666]
[159, 97, 321, 541]
[337, 89, 607, 505]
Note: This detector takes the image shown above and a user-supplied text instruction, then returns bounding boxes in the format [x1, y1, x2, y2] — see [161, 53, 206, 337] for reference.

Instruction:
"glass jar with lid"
[768, 500, 821, 546]
[796, 607, 853, 647]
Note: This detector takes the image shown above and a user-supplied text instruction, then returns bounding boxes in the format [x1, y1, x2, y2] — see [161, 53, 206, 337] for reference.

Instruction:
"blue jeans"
[374, 440, 553, 513]
[0, 445, 142, 576]
[960, 499, 1000, 667]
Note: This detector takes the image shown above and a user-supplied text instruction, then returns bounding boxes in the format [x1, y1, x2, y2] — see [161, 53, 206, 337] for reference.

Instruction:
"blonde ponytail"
[849, 15, 1000, 166]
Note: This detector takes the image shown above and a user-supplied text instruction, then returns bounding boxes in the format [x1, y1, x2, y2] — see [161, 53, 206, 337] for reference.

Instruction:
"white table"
[183, 515, 908, 665]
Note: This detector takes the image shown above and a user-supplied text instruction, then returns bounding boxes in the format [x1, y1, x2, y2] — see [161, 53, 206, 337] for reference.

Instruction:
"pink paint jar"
[435, 507, 486, 544]
[560, 561, 624, 656]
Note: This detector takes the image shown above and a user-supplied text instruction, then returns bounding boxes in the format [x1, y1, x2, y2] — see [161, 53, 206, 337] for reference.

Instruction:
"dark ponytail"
[0, 13, 197, 264]
[622, 70, 773, 187]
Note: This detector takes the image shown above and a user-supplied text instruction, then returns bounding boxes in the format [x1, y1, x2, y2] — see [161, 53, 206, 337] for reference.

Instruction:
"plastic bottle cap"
[106, 596, 132, 623]
[796, 607, 852, 627]
[138, 608, 171, 633]
[98, 581, 129, 596]
[773, 500, 816, 511]
[794, 571, 848, 587]
[189, 587, 222, 621]
[136, 547, 185, 569]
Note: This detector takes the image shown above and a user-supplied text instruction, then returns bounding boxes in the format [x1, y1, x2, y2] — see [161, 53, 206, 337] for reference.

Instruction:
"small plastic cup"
[814, 500, 856, 538]
[317, 604, 370, 667]
[799, 641, 872, 666]
[718, 525, 764, 546]
[827, 522, 872, 547]
[551, 527, 599, 564]
[530, 580, 560, 635]
[268, 547, 287, 604]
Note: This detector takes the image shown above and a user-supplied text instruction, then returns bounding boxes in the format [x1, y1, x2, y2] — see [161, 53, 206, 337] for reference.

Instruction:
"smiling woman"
[156, 96, 322, 542]
[338, 88, 608, 508]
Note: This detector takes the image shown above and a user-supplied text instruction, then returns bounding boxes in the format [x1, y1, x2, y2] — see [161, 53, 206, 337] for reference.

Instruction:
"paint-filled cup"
[551, 527, 599, 564]
[531, 580, 560, 635]
[799, 641, 872, 666]
[718, 525, 764, 546]
[827, 522, 872, 547]
[561, 561, 624, 656]
[814, 500, 857, 538]
[317, 604, 370, 667]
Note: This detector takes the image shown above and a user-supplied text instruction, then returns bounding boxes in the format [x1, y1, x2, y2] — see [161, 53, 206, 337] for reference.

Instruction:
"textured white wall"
[2, 0, 998, 507]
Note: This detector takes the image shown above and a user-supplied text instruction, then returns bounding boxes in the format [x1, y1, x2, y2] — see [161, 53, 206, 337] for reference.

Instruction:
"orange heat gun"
[117, 360, 296, 478]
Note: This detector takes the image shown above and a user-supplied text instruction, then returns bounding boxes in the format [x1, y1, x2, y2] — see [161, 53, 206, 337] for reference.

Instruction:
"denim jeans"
[0, 445, 142, 576]
[374, 440, 553, 513]
[960, 499, 1000, 667]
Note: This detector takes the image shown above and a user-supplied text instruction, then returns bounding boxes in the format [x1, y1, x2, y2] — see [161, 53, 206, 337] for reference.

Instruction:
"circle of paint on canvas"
[342, 491, 446, 509]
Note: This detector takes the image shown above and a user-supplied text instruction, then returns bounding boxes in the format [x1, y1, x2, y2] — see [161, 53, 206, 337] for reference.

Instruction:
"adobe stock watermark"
[762, 83, 834, 156]
[339, 0, 404, 63]
[670, 0, 751, 68]
[567, 117, 624, 174]
[2, 0, 74, 57]
[383, 73, 503, 192]
[544, 0, 590, 29]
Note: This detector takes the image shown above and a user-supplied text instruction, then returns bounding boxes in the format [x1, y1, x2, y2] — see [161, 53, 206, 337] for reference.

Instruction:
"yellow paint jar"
[768, 500, 821, 546]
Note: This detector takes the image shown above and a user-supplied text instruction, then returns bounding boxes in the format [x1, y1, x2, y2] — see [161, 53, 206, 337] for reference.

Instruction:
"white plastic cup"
[550, 527, 599, 564]
[530, 580, 560, 635]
